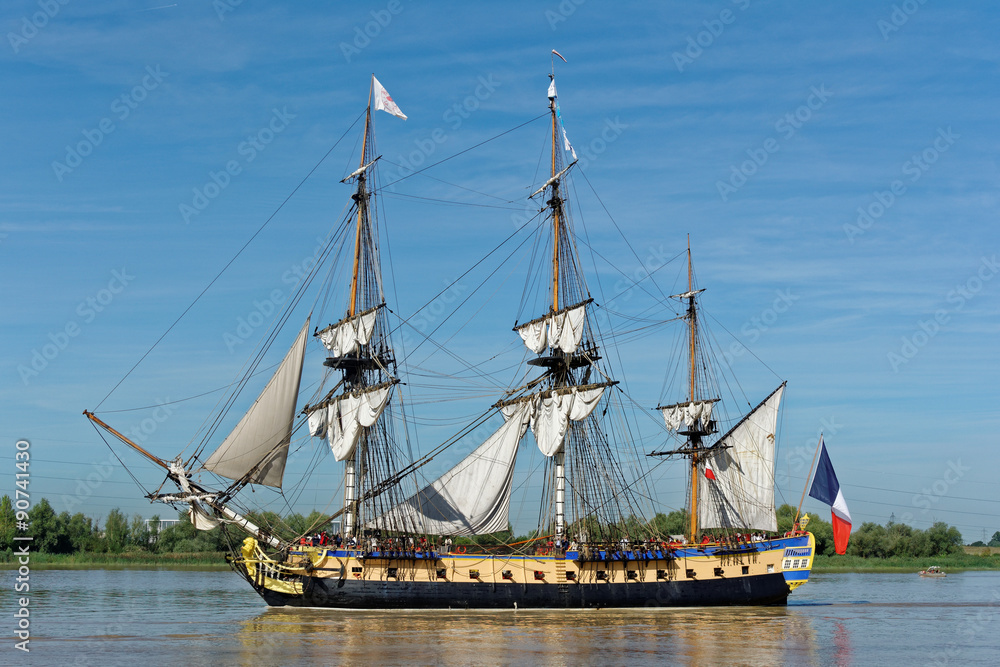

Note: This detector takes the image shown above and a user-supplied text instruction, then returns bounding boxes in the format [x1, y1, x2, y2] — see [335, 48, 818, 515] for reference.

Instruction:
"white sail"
[551, 304, 587, 353]
[522, 383, 607, 457]
[698, 383, 785, 532]
[660, 399, 717, 431]
[517, 318, 548, 354]
[325, 383, 394, 461]
[201, 319, 310, 488]
[515, 302, 588, 355]
[531, 391, 571, 457]
[376, 403, 534, 536]
[317, 306, 380, 357]
[189, 501, 220, 531]
[307, 409, 327, 437]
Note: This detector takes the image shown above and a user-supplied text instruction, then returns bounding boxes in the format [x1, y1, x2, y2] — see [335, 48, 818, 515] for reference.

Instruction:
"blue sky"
[2, 1, 998, 541]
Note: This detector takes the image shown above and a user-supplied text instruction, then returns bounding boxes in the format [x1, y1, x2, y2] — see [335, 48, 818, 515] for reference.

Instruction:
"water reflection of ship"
[235, 606, 820, 664]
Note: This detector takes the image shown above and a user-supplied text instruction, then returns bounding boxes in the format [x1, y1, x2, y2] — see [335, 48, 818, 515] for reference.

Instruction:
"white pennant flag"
[562, 126, 577, 160]
[372, 76, 407, 120]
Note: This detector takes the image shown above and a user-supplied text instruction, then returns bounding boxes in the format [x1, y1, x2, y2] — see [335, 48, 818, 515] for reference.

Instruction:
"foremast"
[304, 75, 406, 540]
[342, 83, 375, 540]
[348, 79, 375, 322]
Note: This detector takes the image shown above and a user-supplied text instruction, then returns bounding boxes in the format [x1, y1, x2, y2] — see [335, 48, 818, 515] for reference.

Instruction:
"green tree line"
[969, 531, 1000, 548]
[0, 495, 354, 556]
[0, 496, 230, 555]
[777, 504, 964, 558]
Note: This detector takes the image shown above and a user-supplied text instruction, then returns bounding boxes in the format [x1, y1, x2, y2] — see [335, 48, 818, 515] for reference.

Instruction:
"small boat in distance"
[919, 566, 946, 577]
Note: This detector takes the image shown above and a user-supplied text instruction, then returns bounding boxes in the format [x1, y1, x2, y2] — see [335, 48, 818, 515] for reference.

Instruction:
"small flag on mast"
[808, 437, 852, 554]
[372, 76, 407, 120]
[562, 126, 577, 161]
[704, 457, 717, 481]
[547, 76, 577, 160]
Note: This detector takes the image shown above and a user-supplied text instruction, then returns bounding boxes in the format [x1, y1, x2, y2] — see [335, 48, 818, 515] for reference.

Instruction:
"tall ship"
[85, 64, 814, 609]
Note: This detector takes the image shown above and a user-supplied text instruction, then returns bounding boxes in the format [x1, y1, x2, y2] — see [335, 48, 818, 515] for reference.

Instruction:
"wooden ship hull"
[235, 533, 815, 609]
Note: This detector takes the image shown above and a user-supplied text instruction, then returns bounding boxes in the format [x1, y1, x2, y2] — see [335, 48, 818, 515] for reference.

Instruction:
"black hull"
[256, 573, 790, 609]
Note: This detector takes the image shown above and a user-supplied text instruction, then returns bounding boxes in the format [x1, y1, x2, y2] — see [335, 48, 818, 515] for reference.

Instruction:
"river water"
[4, 568, 999, 665]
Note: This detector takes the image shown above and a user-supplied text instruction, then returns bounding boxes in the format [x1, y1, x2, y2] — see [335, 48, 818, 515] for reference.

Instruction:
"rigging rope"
[88, 419, 153, 497]
[94, 110, 366, 410]
[380, 113, 548, 190]
[380, 190, 523, 210]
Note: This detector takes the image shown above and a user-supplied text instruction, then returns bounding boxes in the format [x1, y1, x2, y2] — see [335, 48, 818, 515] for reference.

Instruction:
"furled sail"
[190, 501, 220, 531]
[316, 305, 380, 357]
[305, 382, 394, 461]
[659, 399, 718, 431]
[530, 384, 606, 456]
[202, 319, 310, 489]
[498, 383, 608, 457]
[375, 402, 534, 536]
[698, 383, 785, 532]
[515, 301, 588, 354]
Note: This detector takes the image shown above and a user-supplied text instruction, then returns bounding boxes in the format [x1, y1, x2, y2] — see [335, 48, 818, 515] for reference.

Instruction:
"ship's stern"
[776, 531, 816, 591]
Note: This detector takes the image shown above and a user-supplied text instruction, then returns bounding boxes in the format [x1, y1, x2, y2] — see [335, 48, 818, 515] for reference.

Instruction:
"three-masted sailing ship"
[85, 66, 814, 609]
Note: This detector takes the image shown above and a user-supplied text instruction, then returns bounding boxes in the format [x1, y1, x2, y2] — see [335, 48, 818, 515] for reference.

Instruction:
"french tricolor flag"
[808, 438, 852, 555]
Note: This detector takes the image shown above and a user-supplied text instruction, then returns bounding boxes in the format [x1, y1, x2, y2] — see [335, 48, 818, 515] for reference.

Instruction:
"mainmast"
[527, 55, 603, 543]
[547, 70, 567, 540]
[550, 85, 562, 314]
[505, 56, 635, 547]
[544, 54, 579, 542]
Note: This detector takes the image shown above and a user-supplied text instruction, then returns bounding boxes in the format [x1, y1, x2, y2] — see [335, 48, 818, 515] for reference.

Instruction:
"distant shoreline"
[4, 551, 999, 573]
[0, 552, 230, 570]
[812, 553, 1000, 573]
